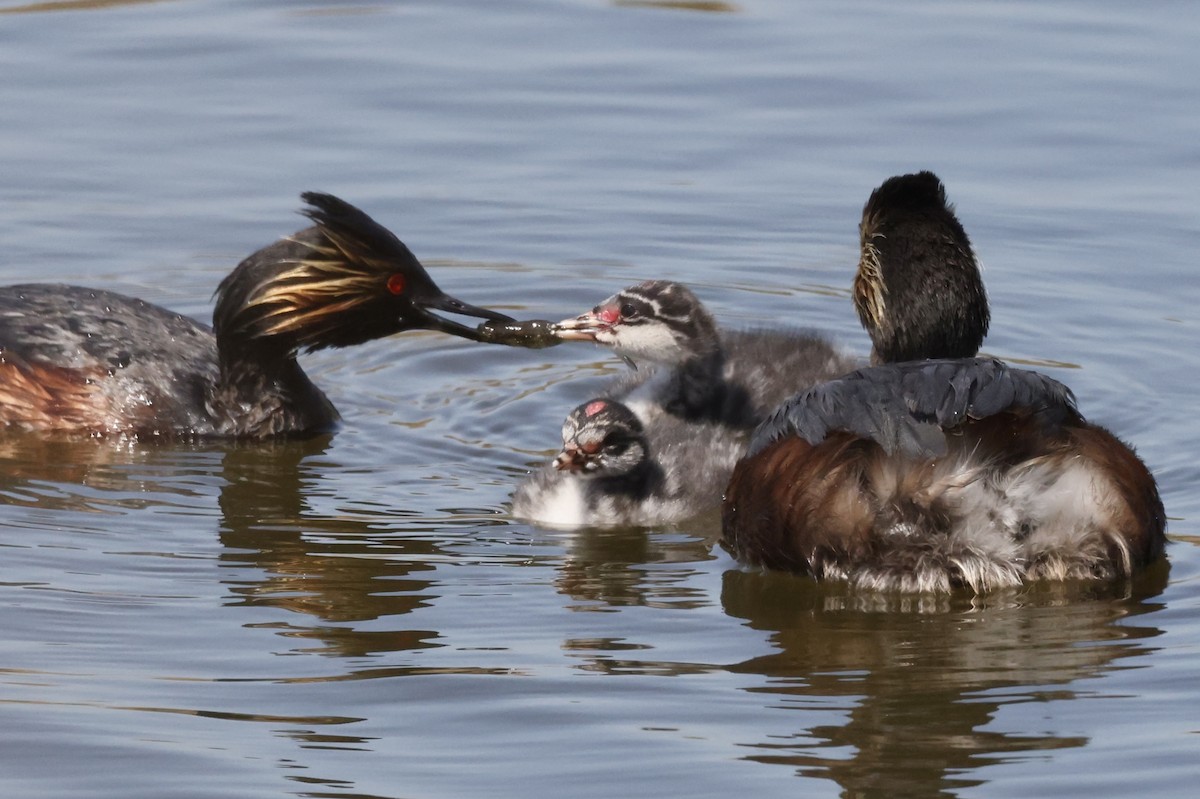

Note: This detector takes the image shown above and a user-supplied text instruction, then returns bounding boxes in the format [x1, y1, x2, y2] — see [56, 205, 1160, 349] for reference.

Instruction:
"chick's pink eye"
[387, 274, 406, 295]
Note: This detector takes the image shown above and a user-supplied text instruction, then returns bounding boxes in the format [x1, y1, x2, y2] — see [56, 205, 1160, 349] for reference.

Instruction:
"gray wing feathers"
[749, 358, 1080, 458]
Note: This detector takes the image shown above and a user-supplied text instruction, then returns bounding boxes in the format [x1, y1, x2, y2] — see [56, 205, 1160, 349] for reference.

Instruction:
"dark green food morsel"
[476, 318, 564, 348]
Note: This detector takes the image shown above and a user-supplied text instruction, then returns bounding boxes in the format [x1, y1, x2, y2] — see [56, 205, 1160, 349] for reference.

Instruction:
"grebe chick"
[0, 192, 511, 438]
[555, 280, 854, 427]
[512, 397, 743, 529]
[721, 171, 1166, 592]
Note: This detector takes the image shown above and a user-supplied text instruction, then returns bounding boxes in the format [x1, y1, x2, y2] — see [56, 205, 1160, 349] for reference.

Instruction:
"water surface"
[1, 1, 1197, 797]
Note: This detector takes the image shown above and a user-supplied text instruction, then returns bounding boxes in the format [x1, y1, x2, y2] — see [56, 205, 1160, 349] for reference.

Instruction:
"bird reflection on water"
[718, 564, 1168, 796]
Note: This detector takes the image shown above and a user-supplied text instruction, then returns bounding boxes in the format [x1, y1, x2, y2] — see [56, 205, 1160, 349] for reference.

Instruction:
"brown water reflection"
[0, 432, 532, 681]
[0, 0, 166, 14]
[720, 567, 1169, 798]
[612, 1, 740, 12]
[553, 520, 720, 610]
[0, 433, 216, 512]
[215, 438, 443, 658]
[0, 434, 447, 658]
[502, 505, 1172, 795]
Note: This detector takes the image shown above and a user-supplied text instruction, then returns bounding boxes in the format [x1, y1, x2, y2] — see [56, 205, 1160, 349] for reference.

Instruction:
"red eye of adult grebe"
[386, 273, 406, 295]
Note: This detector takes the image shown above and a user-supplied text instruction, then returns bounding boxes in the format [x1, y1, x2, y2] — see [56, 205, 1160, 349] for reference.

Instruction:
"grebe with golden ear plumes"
[0, 193, 511, 438]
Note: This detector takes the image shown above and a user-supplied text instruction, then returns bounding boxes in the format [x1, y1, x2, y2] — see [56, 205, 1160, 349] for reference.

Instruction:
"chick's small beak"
[554, 447, 585, 472]
[552, 310, 610, 342]
[414, 291, 514, 342]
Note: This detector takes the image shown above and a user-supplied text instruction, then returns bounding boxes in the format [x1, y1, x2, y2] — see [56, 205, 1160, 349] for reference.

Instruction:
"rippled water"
[1, 1, 1197, 797]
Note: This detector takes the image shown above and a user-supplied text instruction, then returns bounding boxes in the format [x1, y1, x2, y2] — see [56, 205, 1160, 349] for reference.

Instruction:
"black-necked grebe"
[0, 192, 511, 438]
[555, 280, 855, 428]
[511, 397, 743, 528]
[721, 171, 1166, 592]
[854, 170, 990, 364]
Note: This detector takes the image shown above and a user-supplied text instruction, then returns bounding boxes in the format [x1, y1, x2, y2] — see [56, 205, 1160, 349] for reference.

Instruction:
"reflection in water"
[524, 506, 1173, 795]
[0, 432, 222, 513]
[532, 500, 1174, 794]
[720, 566, 1169, 798]
[612, 0, 739, 12]
[0, 433, 453, 662]
[216, 437, 445, 659]
[0, 0, 166, 14]
[552, 517, 720, 610]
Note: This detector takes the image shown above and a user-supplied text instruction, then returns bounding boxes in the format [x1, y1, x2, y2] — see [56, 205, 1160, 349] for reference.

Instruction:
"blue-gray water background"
[1, 1, 1197, 797]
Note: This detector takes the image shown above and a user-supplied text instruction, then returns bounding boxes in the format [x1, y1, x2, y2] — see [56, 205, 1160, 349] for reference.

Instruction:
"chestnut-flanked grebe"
[0, 193, 511, 438]
[555, 280, 854, 428]
[511, 397, 743, 528]
[721, 171, 1166, 592]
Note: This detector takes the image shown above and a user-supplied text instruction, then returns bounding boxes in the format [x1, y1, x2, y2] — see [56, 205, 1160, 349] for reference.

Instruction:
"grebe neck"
[854, 170, 989, 363]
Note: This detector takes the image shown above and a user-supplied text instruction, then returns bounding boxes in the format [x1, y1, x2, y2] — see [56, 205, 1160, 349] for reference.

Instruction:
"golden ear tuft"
[854, 217, 887, 330]
[242, 236, 381, 341]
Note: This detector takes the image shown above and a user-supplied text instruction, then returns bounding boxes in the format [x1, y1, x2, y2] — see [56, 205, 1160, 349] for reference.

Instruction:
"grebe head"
[854, 171, 989, 364]
[213, 192, 511, 355]
[553, 399, 648, 478]
[553, 280, 719, 366]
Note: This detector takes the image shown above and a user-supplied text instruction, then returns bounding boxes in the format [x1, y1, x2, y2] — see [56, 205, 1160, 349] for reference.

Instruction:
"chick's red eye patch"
[596, 306, 620, 324]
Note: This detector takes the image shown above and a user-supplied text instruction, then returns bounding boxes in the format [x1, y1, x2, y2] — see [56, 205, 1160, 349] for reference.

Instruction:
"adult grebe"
[0, 192, 511, 438]
[554, 280, 855, 428]
[721, 171, 1166, 592]
[511, 397, 743, 528]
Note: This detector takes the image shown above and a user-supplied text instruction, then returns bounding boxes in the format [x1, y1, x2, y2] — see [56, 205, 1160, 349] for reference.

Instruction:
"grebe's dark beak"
[412, 290, 514, 342]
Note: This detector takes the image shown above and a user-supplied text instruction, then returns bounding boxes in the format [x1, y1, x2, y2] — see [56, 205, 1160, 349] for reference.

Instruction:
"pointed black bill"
[413, 291, 514, 342]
